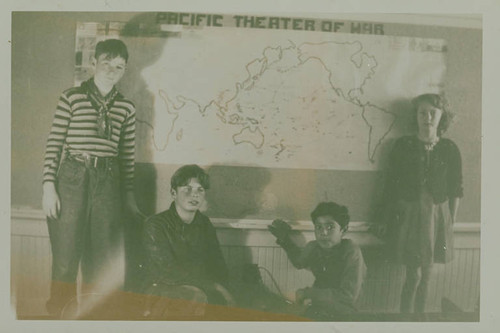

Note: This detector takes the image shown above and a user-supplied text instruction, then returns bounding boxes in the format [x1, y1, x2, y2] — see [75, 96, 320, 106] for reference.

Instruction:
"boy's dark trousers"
[45, 156, 122, 317]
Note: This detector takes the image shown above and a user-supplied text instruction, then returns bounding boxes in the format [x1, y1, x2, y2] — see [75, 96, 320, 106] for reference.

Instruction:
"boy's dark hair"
[171, 164, 210, 191]
[95, 39, 129, 63]
[310, 202, 350, 229]
[410, 93, 454, 136]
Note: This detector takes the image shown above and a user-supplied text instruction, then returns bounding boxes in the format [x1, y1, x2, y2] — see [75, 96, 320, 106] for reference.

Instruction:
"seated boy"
[141, 165, 234, 317]
[268, 202, 366, 320]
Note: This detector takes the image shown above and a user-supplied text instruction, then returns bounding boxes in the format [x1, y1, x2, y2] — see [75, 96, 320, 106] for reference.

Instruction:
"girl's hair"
[310, 202, 350, 229]
[410, 93, 454, 136]
[170, 164, 210, 190]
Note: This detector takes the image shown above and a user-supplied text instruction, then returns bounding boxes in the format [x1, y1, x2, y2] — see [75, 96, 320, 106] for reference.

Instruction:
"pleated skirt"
[388, 190, 454, 266]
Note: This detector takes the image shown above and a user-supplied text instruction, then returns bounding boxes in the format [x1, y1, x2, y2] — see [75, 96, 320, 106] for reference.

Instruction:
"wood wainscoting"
[11, 207, 480, 317]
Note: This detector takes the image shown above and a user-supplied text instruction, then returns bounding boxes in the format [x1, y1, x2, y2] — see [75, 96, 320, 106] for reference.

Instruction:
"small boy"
[42, 39, 143, 317]
[142, 165, 234, 317]
[269, 202, 366, 320]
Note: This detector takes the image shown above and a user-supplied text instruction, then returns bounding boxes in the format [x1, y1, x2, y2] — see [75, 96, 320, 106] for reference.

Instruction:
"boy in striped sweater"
[42, 39, 143, 317]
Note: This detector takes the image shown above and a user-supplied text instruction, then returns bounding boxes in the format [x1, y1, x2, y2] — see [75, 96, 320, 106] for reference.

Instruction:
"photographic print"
[8, 5, 487, 331]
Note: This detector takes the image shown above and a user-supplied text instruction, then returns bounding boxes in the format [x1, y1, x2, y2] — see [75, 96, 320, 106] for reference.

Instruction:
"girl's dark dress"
[384, 136, 463, 265]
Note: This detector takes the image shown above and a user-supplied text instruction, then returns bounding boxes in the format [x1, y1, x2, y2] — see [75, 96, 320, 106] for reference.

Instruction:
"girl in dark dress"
[382, 94, 463, 313]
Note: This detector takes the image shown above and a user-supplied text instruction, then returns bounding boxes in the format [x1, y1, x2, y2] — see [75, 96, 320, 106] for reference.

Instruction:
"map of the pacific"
[135, 27, 446, 170]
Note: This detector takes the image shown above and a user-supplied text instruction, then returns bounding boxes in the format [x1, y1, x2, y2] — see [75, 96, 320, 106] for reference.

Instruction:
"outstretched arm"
[269, 219, 310, 269]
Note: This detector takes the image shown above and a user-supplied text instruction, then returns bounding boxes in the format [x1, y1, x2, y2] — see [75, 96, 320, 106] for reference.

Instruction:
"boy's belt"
[68, 154, 114, 168]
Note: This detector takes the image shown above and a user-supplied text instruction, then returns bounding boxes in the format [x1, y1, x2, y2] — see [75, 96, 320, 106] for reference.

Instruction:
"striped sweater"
[43, 84, 136, 190]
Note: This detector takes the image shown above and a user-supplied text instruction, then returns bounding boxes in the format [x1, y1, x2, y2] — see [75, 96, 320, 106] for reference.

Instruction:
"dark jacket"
[384, 136, 463, 204]
[142, 202, 228, 295]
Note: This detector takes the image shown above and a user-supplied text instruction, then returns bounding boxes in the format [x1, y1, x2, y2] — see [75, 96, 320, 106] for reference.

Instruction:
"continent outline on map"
[138, 38, 397, 164]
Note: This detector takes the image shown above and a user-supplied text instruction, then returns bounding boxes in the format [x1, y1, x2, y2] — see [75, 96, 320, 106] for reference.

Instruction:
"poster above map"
[75, 14, 447, 170]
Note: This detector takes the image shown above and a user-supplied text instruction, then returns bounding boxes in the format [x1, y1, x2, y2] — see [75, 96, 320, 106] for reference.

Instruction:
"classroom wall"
[10, 12, 482, 319]
[11, 12, 482, 223]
